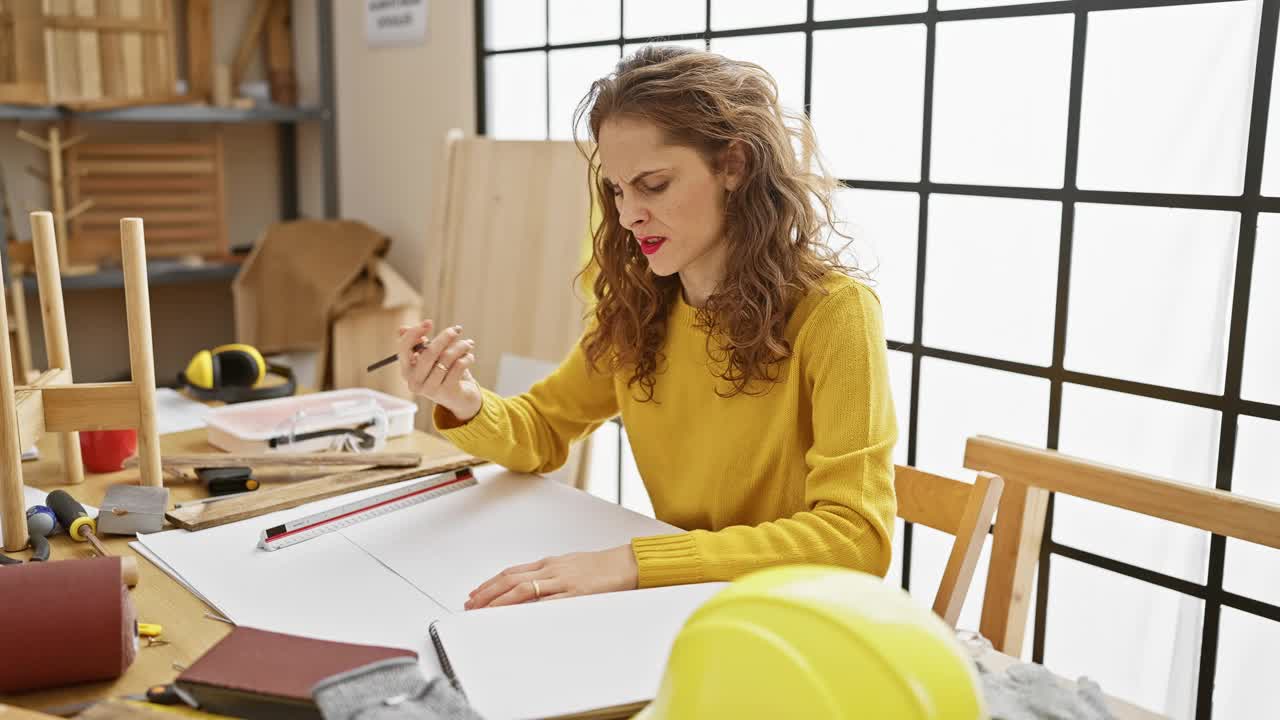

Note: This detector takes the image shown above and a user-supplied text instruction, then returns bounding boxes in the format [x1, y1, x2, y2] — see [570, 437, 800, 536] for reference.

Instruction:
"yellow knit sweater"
[434, 273, 898, 588]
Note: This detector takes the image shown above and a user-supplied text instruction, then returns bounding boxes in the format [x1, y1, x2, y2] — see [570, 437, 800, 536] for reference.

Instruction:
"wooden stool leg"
[0, 251, 29, 551]
[30, 211, 84, 486]
[120, 218, 162, 489]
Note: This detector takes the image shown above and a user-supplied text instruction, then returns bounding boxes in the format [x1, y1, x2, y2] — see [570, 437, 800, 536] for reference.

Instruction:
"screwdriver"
[46, 490, 139, 587]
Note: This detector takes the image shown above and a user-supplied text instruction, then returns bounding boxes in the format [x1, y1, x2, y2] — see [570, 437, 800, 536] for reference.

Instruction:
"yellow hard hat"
[637, 565, 987, 720]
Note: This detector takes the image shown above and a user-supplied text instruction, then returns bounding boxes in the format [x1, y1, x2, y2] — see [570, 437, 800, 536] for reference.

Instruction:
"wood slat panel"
[96, 0, 125, 97]
[44, 14, 167, 32]
[74, 142, 215, 157]
[79, 210, 217, 226]
[118, 0, 142, 97]
[79, 227, 213, 241]
[73, 0, 102, 101]
[76, 175, 215, 192]
[74, 159, 216, 174]
[87, 194, 217, 208]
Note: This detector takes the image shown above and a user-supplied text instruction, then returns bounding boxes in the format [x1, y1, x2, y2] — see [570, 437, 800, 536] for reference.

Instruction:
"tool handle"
[28, 535, 49, 562]
[47, 490, 95, 541]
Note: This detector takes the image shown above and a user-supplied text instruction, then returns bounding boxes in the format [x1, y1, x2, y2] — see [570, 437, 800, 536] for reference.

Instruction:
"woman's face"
[598, 116, 738, 279]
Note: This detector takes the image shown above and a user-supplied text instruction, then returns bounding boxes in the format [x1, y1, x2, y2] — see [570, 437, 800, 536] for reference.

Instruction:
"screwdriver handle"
[47, 490, 95, 541]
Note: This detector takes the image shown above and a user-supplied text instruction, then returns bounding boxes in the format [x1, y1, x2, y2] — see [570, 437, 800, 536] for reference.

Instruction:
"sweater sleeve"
[433, 339, 619, 474]
[631, 283, 898, 587]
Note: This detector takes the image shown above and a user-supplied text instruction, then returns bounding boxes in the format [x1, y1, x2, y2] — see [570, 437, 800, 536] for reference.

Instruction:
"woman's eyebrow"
[627, 169, 669, 184]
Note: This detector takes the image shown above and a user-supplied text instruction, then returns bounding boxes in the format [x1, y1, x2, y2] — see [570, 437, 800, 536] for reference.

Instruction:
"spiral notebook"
[428, 583, 727, 720]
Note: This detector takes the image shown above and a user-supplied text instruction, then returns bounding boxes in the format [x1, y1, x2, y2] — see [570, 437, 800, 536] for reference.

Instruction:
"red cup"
[79, 429, 138, 473]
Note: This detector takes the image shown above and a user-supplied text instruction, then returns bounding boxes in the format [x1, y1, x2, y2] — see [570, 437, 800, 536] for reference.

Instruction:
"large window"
[476, 2, 1280, 716]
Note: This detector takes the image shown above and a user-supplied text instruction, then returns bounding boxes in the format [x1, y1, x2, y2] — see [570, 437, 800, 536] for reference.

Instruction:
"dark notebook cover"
[177, 626, 417, 719]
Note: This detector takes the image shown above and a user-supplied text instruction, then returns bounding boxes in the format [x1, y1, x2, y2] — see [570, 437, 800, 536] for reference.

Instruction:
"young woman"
[397, 46, 897, 610]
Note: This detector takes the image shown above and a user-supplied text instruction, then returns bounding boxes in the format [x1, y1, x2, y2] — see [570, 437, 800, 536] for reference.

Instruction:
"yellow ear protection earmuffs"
[179, 344, 297, 404]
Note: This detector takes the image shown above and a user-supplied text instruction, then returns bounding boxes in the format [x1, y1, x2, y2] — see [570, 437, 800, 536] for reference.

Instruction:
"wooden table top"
[1, 427, 1166, 719]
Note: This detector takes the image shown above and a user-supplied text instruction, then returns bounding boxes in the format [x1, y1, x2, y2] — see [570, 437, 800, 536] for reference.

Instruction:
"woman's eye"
[644, 182, 668, 194]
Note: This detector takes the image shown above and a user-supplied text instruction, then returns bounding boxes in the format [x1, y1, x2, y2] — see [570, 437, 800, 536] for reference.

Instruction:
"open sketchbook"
[430, 583, 726, 720]
[135, 465, 698, 700]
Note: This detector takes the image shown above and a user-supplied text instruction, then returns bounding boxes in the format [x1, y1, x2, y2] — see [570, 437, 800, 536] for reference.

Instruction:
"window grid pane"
[477, 5, 1280, 715]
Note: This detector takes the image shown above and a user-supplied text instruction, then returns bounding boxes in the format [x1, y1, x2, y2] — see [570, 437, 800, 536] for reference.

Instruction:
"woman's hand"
[398, 319, 483, 422]
[464, 545, 639, 610]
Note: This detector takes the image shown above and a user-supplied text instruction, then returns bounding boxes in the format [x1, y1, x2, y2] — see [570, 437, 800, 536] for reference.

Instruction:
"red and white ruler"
[258, 468, 477, 551]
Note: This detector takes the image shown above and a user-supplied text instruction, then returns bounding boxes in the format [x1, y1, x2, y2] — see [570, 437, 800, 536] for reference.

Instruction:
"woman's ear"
[721, 140, 748, 192]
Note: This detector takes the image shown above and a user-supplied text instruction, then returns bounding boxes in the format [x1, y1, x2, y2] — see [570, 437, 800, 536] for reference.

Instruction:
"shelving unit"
[0, 0, 338, 289]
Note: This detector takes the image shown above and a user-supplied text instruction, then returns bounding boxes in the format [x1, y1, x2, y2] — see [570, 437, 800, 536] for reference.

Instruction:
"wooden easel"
[0, 211, 162, 552]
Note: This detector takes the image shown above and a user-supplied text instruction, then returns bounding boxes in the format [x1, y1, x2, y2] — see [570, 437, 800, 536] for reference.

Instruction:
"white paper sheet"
[136, 477, 454, 675]
[341, 467, 680, 612]
[432, 583, 726, 720]
[155, 388, 212, 435]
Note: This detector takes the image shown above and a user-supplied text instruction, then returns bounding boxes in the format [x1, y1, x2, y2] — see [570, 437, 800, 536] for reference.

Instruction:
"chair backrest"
[894, 465, 1004, 627]
[964, 434, 1280, 656]
[495, 352, 592, 490]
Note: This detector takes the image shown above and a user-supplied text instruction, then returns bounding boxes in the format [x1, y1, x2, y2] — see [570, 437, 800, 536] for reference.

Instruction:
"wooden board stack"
[67, 134, 228, 265]
[0, 0, 178, 108]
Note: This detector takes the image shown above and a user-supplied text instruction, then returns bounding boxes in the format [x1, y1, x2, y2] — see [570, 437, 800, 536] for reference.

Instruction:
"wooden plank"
[893, 464, 971, 535]
[167, 456, 486, 530]
[127, 452, 425, 470]
[74, 0, 102, 101]
[96, 0, 125, 98]
[0, 84, 50, 104]
[933, 472, 1002, 627]
[965, 435, 1280, 551]
[73, 159, 217, 174]
[118, 0, 142, 97]
[978, 478, 1049, 657]
[140, 0, 163, 96]
[265, 0, 295, 105]
[0, 5, 14, 86]
[78, 209, 218, 225]
[212, 130, 227, 253]
[11, 0, 49, 103]
[80, 227, 214, 241]
[86, 194, 216, 208]
[41, 381, 140, 432]
[77, 175, 215, 192]
[58, 91, 185, 110]
[75, 143, 216, 157]
[184, 0, 212, 100]
[230, 0, 273, 90]
[43, 15, 168, 32]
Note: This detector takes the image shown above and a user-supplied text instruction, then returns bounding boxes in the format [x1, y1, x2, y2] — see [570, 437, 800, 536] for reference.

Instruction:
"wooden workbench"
[1, 425, 456, 715]
[1, 426, 1167, 719]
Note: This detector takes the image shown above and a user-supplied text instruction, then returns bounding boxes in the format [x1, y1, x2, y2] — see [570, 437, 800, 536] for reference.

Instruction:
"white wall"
[332, 0, 476, 292]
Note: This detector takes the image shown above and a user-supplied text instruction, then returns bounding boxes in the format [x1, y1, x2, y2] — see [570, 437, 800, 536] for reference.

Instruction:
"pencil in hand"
[367, 342, 426, 373]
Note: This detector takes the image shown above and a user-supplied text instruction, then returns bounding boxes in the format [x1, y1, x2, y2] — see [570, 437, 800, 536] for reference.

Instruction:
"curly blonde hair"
[574, 46, 857, 400]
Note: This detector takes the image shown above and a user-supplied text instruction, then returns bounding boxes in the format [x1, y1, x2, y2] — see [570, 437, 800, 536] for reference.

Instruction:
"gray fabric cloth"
[312, 657, 484, 720]
[977, 658, 1116, 720]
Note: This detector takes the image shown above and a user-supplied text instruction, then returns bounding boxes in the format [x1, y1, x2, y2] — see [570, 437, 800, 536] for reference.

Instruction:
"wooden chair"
[0, 211, 163, 551]
[965, 434, 1280, 657]
[894, 465, 1004, 627]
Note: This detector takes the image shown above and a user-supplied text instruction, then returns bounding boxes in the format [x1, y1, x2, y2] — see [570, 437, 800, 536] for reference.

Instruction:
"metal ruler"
[258, 468, 477, 551]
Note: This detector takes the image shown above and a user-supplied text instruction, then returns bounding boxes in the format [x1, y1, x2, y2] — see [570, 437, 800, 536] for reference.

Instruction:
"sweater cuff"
[632, 533, 704, 588]
[433, 388, 505, 447]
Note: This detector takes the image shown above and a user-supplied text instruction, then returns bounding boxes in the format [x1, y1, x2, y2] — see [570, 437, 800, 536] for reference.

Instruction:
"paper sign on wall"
[367, 0, 428, 48]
